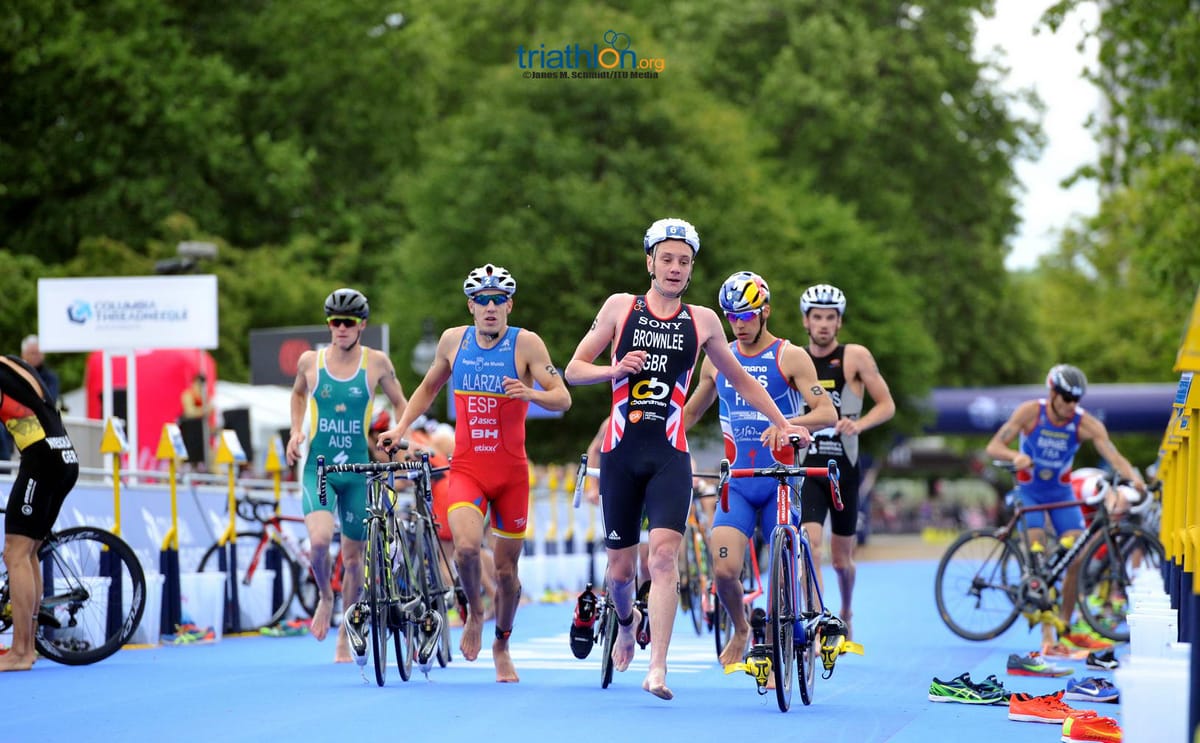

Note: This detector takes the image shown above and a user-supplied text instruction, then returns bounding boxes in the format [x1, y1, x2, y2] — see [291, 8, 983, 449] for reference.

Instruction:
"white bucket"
[1127, 607, 1178, 658]
[234, 569, 276, 629]
[128, 572, 165, 645]
[178, 571, 227, 641]
[1115, 655, 1188, 743]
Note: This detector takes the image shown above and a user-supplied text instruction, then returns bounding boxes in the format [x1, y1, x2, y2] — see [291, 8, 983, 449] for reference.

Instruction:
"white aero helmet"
[1046, 364, 1087, 399]
[800, 283, 846, 316]
[643, 217, 700, 254]
[718, 271, 770, 313]
[463, 263, 517, 297]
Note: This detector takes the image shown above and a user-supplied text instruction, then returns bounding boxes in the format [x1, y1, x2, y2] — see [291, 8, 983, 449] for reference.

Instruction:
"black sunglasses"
[328, 316, 362, 328]
[1057, 390, 1081, 404]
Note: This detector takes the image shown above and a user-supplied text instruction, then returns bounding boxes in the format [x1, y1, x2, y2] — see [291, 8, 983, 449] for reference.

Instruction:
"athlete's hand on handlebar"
[374, 428, 410, 458]
[760, 425, 811, 452]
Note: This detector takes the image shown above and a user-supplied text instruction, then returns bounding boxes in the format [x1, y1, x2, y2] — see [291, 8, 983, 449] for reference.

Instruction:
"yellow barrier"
[100, 418, 129, 536]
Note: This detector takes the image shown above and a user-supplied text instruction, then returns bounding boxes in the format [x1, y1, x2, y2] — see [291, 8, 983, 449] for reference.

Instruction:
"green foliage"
[3, 0, 1097, 461]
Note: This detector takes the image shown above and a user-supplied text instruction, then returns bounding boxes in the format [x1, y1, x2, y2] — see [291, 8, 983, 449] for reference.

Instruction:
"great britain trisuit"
[301, 348, 372, 541]
[714, 339, 804, 540]
[0, 356, 79, 540]
[599, 296, 699, 549]
[1015, 400, 1085, 535]
[800, 344, 860, 536]
[447, 326, 531, 538]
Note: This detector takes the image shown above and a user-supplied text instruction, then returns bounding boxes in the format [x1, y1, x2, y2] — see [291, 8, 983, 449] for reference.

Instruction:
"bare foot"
[493, 638, 519, 683]
[334, 623, 353, 663]
[841, 610, 853, 642]
[310, 597, 333, 642]
[460, 614, 483, 661]
[611, 607, 641, 672]
[0, 652, 36, 672]
[718, 625, 750, 667]
[642, 666, 673, 700]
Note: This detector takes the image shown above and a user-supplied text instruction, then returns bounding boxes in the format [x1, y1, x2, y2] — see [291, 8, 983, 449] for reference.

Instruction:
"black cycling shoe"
[569, 586, 598, 659]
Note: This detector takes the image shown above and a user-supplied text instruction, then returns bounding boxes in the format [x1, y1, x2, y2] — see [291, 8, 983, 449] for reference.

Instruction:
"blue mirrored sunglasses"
[472, 294, 509, 306]
[725, 309, 762, 323]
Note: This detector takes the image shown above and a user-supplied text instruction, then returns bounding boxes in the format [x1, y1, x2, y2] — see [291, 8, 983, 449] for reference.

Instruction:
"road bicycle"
[716, 438, 862, 712]
[393, 451, 468, 670]
[934, 466, 1165, 643]
[0, 509, 146, 665]
[317, 456, 442, 687]
[195, 494, 343, 631]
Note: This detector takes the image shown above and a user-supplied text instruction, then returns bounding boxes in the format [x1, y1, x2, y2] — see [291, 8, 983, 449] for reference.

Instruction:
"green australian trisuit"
[301, 348, 372, 540]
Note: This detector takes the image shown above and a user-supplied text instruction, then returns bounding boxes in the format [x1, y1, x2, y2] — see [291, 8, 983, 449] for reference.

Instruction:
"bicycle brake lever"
[828, 458, 844, 512]
[317, 455, 327, 507]
[573, 453, 588, 509]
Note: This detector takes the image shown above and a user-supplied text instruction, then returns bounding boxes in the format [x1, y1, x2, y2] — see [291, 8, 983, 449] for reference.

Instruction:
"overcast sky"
[974, 4, 1101, 271]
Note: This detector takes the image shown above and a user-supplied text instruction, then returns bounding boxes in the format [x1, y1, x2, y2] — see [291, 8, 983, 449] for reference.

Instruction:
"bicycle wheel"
[1076, 524, 1165, 642]
[796, 544, 819, 707]
[391, 521, 415, 682]
[197, 531, 300, 630]
[712, 600, 732, 660]
[769, 533, 795, 712]
[35, 526, 147, 665]
[934, 530, 1024, 641]
[417, 527, 452, 668]
[680, 527, 703, 635]
[365, 516, 390, 686]
[599, 598, 618, 689]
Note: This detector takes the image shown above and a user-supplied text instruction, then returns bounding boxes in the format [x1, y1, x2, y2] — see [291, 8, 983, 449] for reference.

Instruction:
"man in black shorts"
[798, 284, 895, 640]
[0, 354, 79, 671]
[566, 218, 811, 699]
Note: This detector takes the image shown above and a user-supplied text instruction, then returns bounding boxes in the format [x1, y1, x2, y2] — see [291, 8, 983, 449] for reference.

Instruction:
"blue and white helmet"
[800, 284, 846, 316]
[718, 271, 770, 313]
[463, 263, 517, 297]
[1046, 364, 1087, 398]
[643, 217, 700, 255]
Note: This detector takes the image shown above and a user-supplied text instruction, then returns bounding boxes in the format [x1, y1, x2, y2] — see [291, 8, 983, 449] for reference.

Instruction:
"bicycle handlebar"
[717, 452, 842, 513]
[316, 455, 427, 507]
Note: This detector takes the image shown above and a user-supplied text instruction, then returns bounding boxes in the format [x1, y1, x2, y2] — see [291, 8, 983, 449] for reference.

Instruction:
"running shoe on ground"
[1008, 651, 1074, 677]
[928, 673, 1006, 705]
[1064, 676, 1120, 703]
[1063, 632, 1115, 651]
[973, 673, 1014, 705]
[1061, 710, 1123, 741]
[1008, 691, 1084, 723]
[1086, 649, 1119, 671]
[1044, 642, 1088, 660]
[164, 623, 215, 645]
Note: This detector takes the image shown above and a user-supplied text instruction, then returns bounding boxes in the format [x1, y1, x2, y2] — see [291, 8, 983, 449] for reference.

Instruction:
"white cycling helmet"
[643, 217, 700, 254]
[800, 283, 846, 316]
[718, 271, 770, 313]
[1116, 483, 1147, 510]
[463, 263, 517, 297]
[1077, 474, 1112, 506]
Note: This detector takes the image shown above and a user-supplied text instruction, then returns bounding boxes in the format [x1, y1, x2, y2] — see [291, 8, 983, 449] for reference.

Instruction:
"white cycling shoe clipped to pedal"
[416, 609, 444, 671]
[344, 603, 369, 667]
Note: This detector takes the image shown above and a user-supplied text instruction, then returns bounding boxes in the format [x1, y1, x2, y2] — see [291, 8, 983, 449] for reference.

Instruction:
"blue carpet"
[8, 559, 1121, 742]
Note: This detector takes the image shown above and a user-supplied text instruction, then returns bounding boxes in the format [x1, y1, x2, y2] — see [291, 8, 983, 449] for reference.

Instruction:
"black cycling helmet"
[1046, 364, 1087, 399]
[324, 288, 370, 319]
